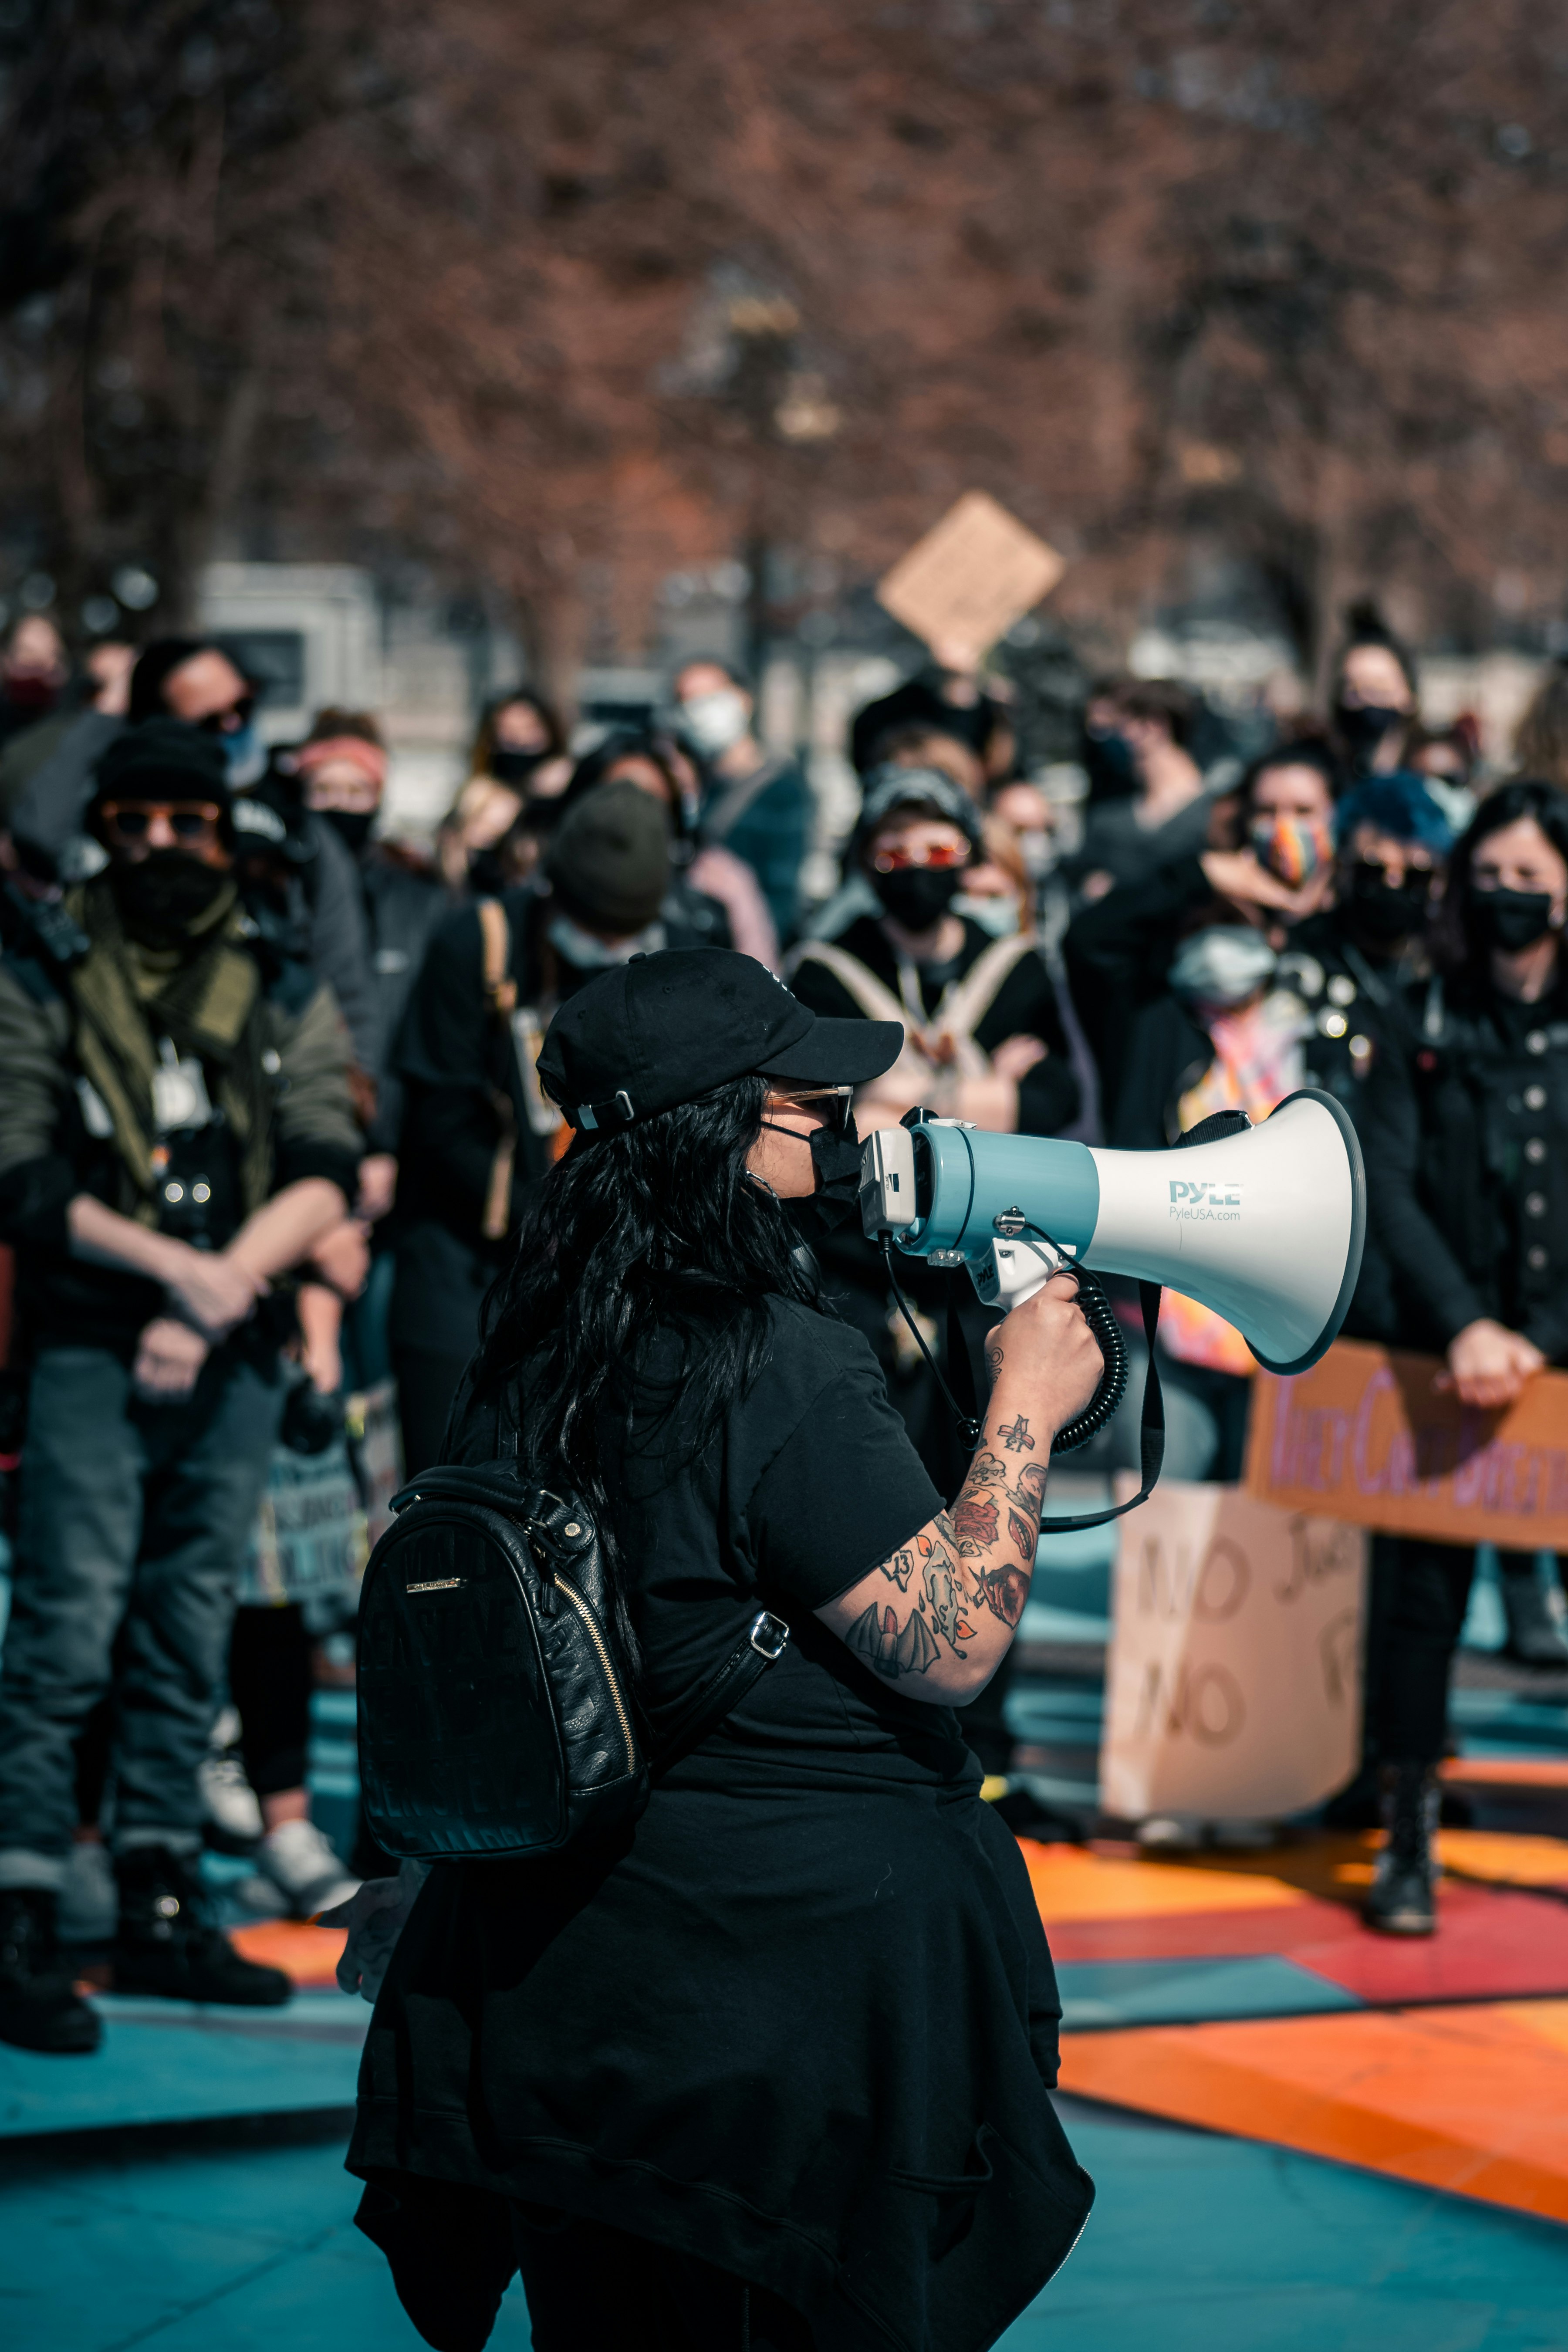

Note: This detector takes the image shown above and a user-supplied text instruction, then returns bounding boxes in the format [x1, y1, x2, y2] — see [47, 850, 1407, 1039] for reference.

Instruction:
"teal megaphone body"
[858, 1088, 1366, 1376]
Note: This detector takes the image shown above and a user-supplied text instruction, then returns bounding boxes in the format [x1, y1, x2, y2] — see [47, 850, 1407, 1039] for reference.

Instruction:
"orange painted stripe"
[1442, 1757, 1568, 1789]
[229, 1919, 347, 1987]
[1018, 1839, 1308, 1922]
[1060, 2003, 1568, 2224]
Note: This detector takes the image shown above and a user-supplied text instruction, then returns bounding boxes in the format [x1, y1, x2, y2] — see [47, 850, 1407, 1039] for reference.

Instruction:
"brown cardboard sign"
[1246, 1337, 1568, 1550]
[876, 491, 1065, 667]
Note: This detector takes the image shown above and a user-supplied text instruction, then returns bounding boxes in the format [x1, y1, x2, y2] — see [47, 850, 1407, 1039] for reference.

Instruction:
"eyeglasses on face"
[871, 841, 969, 872]
[98, 801, 224, 844]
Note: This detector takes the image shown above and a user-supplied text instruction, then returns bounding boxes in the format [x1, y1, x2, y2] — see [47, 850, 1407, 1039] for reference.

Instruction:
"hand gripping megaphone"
[858, 1090, 1365, 1517]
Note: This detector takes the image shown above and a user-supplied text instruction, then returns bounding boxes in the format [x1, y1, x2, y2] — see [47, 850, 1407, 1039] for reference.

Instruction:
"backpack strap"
[650, 1609, 791, 1778]
[476, 898, 518, 1240]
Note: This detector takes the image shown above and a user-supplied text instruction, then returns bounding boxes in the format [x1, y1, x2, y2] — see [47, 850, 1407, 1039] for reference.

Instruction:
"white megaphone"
[859, 1088, 1365, 1375]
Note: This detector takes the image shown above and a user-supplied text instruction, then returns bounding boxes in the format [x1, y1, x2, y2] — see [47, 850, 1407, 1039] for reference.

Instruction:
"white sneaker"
[245, 1818, 361, 1921]
[199, 1712, 264, 1850]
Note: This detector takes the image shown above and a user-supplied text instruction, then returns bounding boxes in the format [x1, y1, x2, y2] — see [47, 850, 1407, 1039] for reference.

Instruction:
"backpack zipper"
[554, 1574, 638, 1773]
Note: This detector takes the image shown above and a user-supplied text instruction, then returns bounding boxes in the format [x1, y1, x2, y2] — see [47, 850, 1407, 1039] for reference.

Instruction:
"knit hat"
[90, 719, 232, 814]
[547, 780, 671, 934]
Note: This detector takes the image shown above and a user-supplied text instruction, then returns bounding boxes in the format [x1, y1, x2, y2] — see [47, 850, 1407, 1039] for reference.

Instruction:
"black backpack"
[356, 1461, 789, 1862]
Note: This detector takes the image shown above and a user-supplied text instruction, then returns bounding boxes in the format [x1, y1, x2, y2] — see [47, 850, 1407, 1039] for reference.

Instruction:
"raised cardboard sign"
[1101, 1479, 1366, 1824]
[1246, 1338, 1568, 1551]
[876, 491, 1065, 668]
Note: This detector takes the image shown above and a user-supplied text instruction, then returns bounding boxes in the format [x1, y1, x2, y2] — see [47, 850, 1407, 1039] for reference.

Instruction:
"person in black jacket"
[1356, 779, 1568, 1933]
[388, 782, 728, 1476]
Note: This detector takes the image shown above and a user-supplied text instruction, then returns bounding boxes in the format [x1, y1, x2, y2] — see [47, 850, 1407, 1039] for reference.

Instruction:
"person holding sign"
[1358, 779, 1568, 1932]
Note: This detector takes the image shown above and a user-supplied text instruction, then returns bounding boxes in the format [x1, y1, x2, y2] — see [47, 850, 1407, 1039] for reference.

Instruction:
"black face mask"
[318, 808, 375, 858]
[1334, 702, 1405, 762]
[110, 851, 232, 944]
[1345, 862, 1433, 946]
[758, 1113, 864, 1244]
[1081, 727, 1138, 800]
[872, 865, 964, 933]
[491, 747, 547, 787]
[1468, 884, 1559, 955]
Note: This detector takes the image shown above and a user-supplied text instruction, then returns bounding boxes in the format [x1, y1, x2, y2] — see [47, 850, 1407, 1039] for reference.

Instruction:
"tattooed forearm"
[845, 1425, 1051, 1686]
[984, 1334, 1004, 1390]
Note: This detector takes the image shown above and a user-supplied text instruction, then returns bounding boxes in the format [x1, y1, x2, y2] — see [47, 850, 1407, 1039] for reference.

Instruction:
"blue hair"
[1333, 770, 1454, 857]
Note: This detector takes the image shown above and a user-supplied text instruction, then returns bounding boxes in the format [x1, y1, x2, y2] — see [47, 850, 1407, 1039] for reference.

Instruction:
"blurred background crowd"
[0, 580, 1566, 2044]
[6, 0, 1568, 2047]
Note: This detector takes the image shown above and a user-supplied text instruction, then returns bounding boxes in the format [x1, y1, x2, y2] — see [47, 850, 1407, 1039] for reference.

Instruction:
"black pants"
[228, 1604, 313, 1797]
[1374, 1537, 1568, 1764]
[356, 2173, 813, 2352]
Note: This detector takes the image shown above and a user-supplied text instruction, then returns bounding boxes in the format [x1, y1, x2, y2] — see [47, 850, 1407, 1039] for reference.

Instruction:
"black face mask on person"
[491, 746, 548, 787]
[757, 1115, 864, 1244]
[1334, 702, 1405, 762]
[110, 850, 232, 943]
[1468, 885, 1560, 954]
[1081, 727, 1138, 800]
[319, 808, 376, 858]
[318, 808, 376, 858]
[1345, 861, 1433, 946]
[871, 865, 965, 933]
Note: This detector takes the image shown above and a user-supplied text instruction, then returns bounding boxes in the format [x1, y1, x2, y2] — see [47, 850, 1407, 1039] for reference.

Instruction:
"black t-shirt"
[451, 1294, 949, 1771]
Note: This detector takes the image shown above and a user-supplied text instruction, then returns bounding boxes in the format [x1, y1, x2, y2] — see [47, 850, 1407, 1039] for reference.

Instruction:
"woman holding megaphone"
[340, 950, 1102, 2352]
[1358, 780, 1568, 1933]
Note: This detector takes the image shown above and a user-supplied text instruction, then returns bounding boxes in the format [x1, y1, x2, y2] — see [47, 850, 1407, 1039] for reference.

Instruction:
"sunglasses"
[767, 1084, 853, 1130]
[872, 841, 969, 872]
[99, 801, 224, 844]
[197, 695, 255, 733]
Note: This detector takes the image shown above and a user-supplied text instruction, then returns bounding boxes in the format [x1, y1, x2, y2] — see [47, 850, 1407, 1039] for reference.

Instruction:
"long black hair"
[472, 1072, 822, 1660]
[1433, 777, 1568, 979]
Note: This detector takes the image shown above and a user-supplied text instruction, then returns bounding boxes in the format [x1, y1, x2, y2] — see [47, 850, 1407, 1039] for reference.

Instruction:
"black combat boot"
[113, 1847, 292, 2006]
[0, 1886, 103, 2052]
[1363, 1763, 1439, 1936]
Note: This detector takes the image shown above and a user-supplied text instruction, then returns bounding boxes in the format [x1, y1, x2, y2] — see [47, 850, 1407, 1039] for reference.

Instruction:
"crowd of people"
[0, 586, 1562, 2055]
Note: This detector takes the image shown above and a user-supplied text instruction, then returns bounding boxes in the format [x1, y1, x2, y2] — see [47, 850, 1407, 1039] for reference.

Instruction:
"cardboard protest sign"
[1101, 1480, 1366, 1823]
[1247, 1338, 1568, 1551]
[876, 491, 1064, 668]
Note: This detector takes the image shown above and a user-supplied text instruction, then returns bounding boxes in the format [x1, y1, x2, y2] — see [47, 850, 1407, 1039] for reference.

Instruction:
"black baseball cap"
[536, 948, 903, 1133]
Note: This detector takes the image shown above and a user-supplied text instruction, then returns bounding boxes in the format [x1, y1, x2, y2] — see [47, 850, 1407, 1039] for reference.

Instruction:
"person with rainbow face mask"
[1064, 740, 1454, 1481]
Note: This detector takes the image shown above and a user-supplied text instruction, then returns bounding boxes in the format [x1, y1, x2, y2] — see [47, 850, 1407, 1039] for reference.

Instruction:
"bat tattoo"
[846, 1601, 942, 1678]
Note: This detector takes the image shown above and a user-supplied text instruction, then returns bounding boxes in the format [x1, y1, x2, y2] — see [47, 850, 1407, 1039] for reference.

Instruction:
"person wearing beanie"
[385, 778, 724, 1477]
[0, 719, 363, 2055]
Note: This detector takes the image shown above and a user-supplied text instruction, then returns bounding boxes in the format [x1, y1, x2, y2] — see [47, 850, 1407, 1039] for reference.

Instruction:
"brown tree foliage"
[7, 0, 1568, 672]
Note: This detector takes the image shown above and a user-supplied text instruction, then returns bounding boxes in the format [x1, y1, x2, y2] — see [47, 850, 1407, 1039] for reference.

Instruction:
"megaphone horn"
[859, 1088, 1366, 1377]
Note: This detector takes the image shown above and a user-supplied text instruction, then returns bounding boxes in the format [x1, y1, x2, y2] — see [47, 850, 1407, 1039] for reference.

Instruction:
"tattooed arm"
[815, 1272, 1104, 1703]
